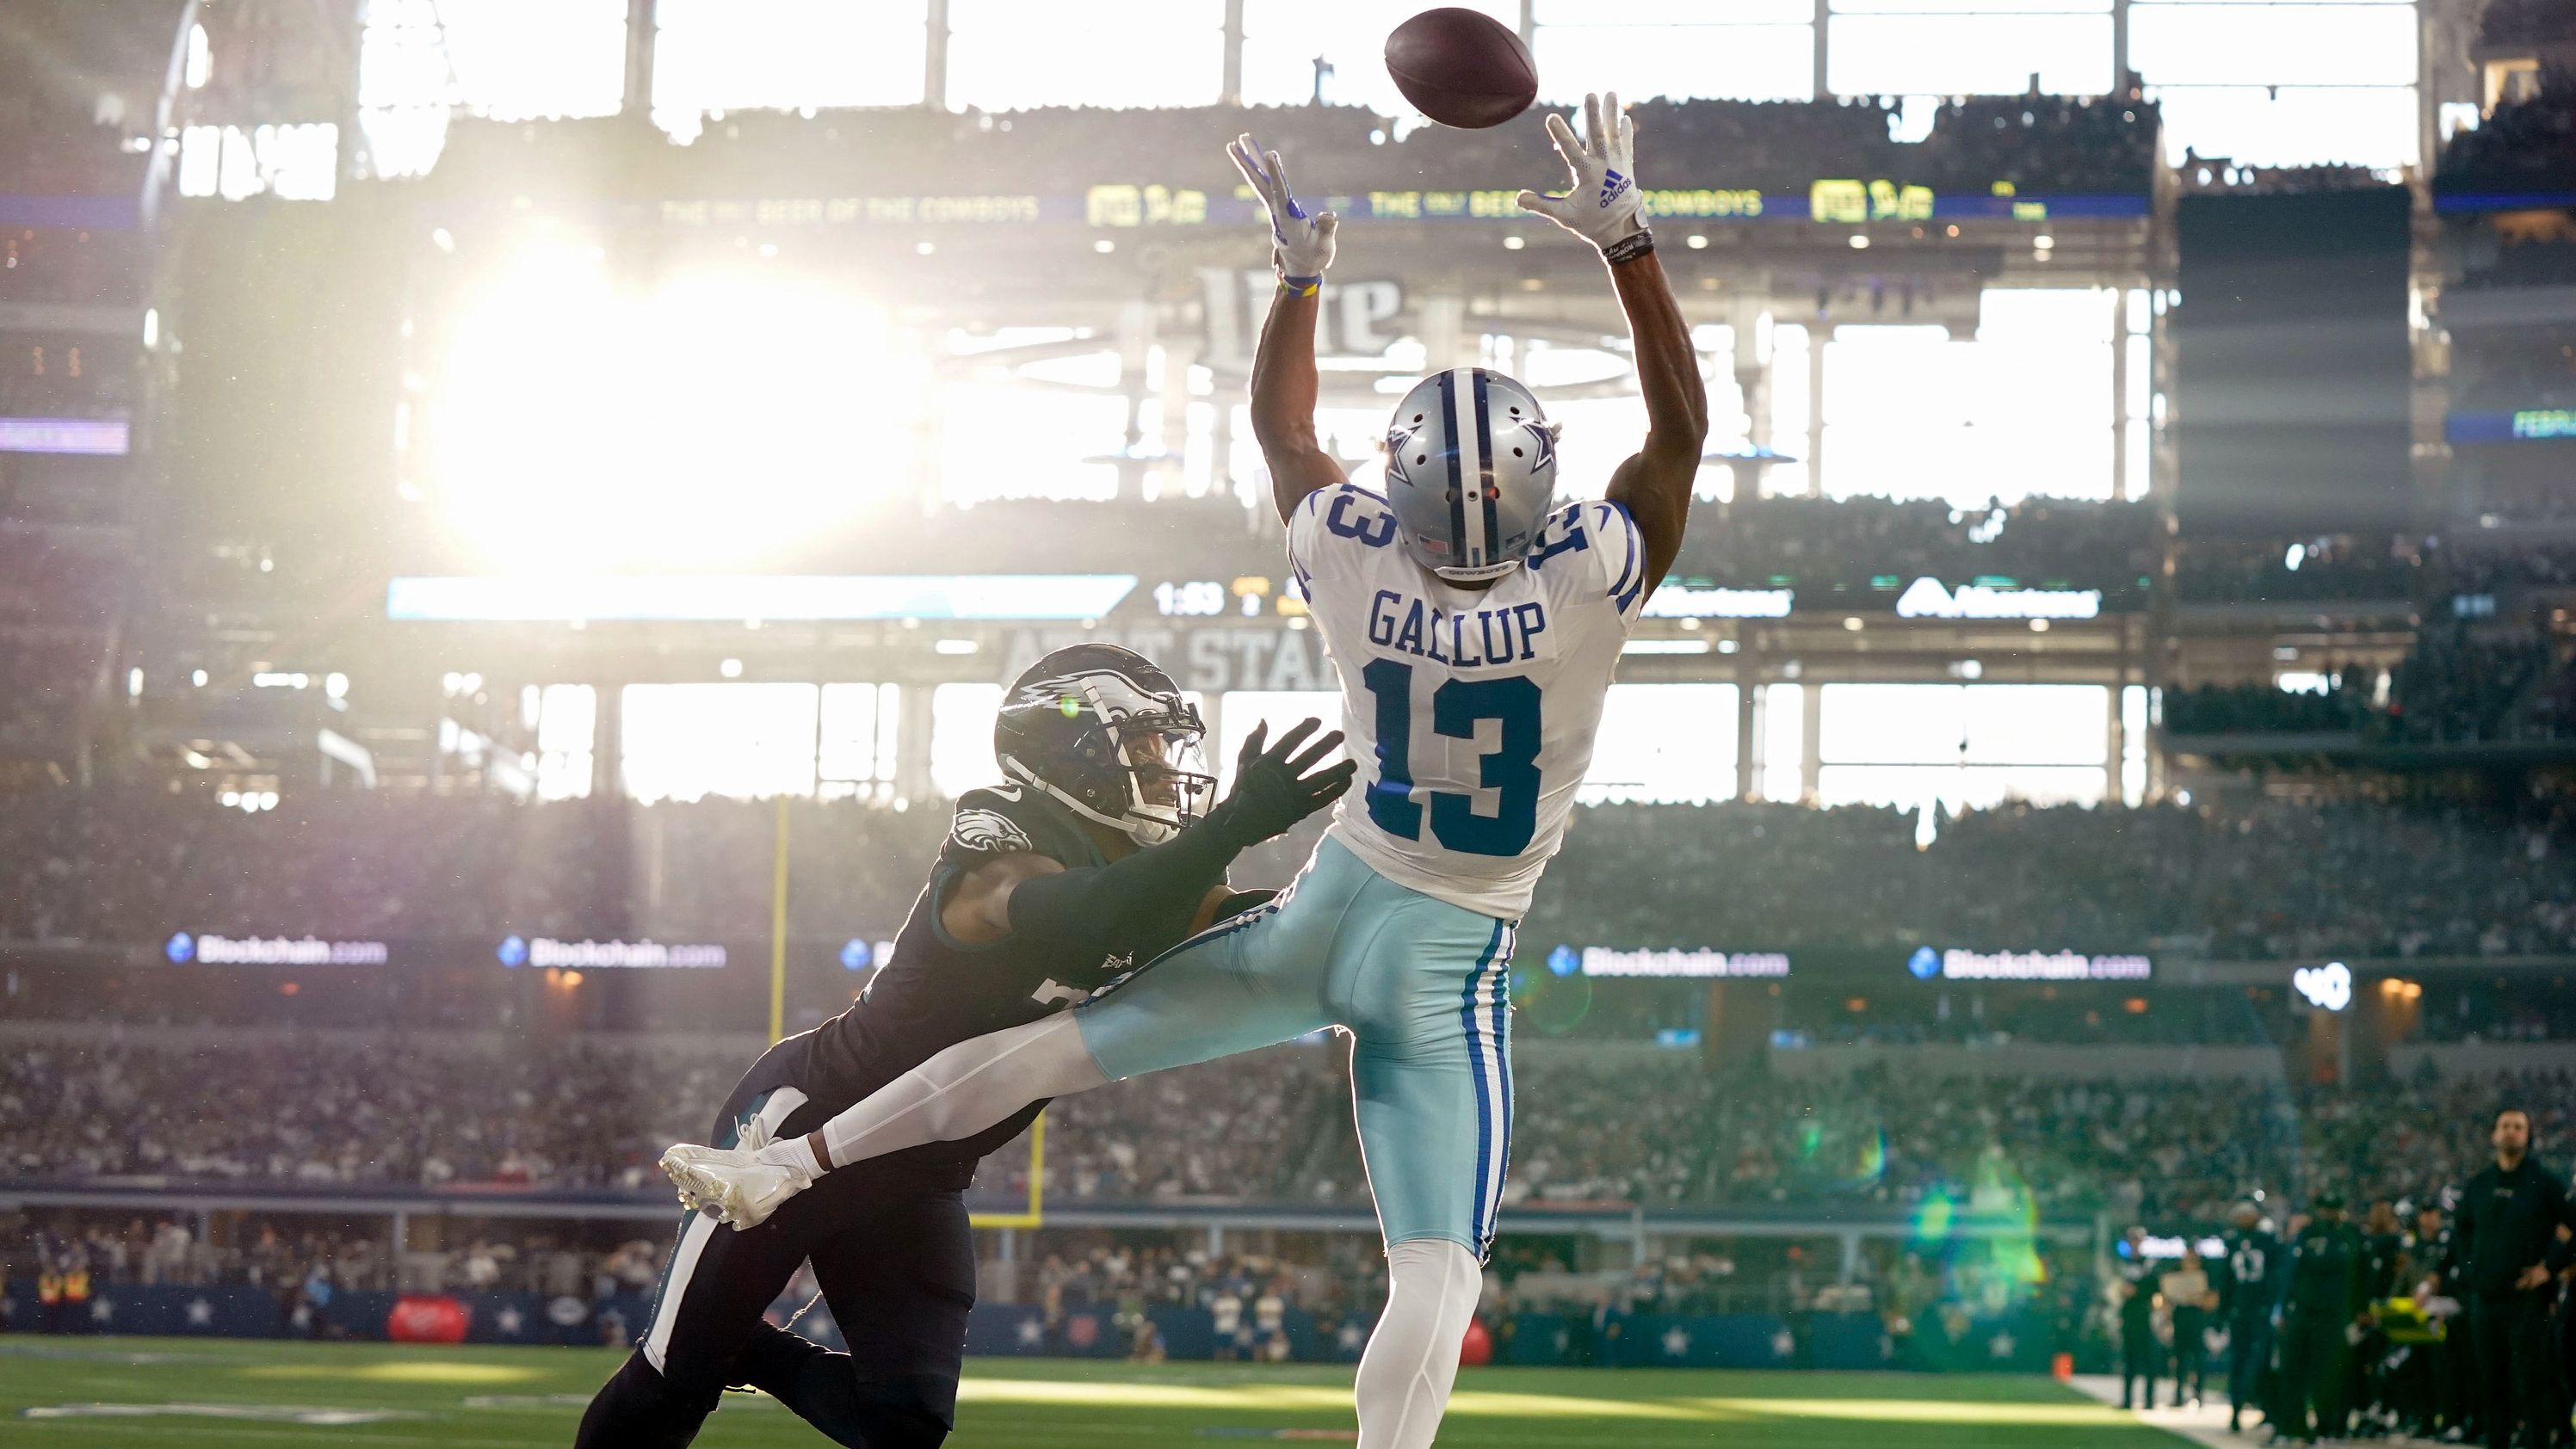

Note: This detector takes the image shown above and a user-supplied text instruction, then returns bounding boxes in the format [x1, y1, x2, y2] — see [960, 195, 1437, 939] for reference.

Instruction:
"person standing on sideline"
[2401, 1199, 2471, 1441]
[2165, 1246, 2215, 1409]
[2428, 1107, 2576, 1449]
[2278, 1192, 2368, 1446]
[2116, 1226, 2165, 1410]
[2223, 1200, 2291, 1435]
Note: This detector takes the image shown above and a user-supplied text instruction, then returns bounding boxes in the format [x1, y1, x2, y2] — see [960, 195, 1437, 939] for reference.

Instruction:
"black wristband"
[1603, 230, 1655, 265]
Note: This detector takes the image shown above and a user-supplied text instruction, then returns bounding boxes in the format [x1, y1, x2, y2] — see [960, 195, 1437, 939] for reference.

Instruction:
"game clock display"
[1146, 577, 1285, 619]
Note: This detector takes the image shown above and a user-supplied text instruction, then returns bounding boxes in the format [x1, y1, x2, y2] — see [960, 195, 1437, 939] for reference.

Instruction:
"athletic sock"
[757, 1013, 1108, 1175]
[1351, 1238, 1483, 1449]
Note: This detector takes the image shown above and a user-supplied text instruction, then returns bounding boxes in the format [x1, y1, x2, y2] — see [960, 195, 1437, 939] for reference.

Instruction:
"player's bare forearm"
[1603, 249, 1706, 594]
[1248, 285, 1344, 523]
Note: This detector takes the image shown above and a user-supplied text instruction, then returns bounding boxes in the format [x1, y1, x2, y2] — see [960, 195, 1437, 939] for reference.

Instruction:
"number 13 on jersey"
[1359, 658, 1543, 858]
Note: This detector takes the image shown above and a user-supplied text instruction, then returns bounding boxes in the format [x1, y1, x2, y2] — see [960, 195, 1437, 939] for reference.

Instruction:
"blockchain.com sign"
[1907, 946, 2152, 982]
[1551, 945, 1792, 979]
[494, 935, 728, 969]
[164, 932, 392, 966]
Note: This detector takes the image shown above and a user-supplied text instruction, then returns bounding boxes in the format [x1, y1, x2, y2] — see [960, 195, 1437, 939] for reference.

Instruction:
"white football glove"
[1516, 90, 1651, 261]
[1226, 133, 1338, 288]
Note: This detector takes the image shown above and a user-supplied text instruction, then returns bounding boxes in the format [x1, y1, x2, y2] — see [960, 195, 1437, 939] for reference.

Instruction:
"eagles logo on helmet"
[993, 644, 1215, 846]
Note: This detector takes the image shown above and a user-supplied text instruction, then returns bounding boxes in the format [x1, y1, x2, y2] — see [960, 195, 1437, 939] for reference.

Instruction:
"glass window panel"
[1764, 324, 1812, 497]
[815, 681, 879, 788]
[1981, 287, 2115, 344]
[1826, 14, 2112, 96]
[1821, 422, 1975, 504]
[818, 683, 900, 798]
[1825, 320, 2115, 504]
[950, 0, 1220, 108]
[537, 750, 593, 800]
[1822, 327, 1955, 426]
[654, 0, 926, 114]
[2149, 84, 2418, 169]
[362, 0, 628, 119]
[939, 384, 1125, 503]
[1761, 682, 1805, 802]
[1835, 0, 2106, 10]
[1219, 691, 1344, 791]
[1540, 0, 1811, 22]
[930, 682, 1004, 798]
[1535, 25, 1814, 103]
[1961, 684, 2107, 764]
[1581, 684, 1739, 804]
[1545, 393, 1651, 502]
[1819, 683, 1968, 765]
[1986, 342, 2111, 422]
[2122, 684, 2148, 805]
[1243, 0, 1517, 112]
[2128, 4, 2415, 88]
[2124, 412, 2152, 496]
[447, 0, 628, 119]
[537, 682, 596, 753]
[623, 683, 820, 803]
[1818, 763, 2104, 810]
[1977, 423, 2116, 503]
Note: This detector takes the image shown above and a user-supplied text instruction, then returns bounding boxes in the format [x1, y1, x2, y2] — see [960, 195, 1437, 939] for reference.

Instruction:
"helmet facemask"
[993, 644, 1216, 848]
[1099, 700, 1216, 844]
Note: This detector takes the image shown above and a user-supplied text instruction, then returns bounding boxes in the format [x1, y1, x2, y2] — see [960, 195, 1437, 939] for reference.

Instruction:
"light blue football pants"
[1076, 836, 1517, 1260]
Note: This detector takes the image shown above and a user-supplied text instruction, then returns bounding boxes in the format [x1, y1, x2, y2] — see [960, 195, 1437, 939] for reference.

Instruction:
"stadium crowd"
[1529, 797, 2576, 961]
[2438, 67, 2576, 195]
[3, 1030, 2566, 1230]
[11, 789, 2576, 963]
[1690, 496, 2151, 597]
[439, 93, 2159, 209]
[2164, 630, 2576, 744]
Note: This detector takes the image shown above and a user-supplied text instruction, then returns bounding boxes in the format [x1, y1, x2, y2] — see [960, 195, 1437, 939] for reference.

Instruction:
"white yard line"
[2066, 1373, 2443, 1449]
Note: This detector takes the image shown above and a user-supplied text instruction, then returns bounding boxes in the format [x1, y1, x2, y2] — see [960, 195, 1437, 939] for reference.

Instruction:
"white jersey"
[1287, 484, 1648, 918]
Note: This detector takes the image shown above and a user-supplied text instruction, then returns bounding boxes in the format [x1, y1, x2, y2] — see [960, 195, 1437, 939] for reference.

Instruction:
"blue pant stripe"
[1490, 925, 1515, 1246]
[1456, 919, 1508, 1253]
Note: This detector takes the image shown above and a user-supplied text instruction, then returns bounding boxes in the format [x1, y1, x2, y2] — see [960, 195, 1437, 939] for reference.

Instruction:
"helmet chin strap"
[1433, 560, 1523, 584]
[1000, 757, 1178, 847]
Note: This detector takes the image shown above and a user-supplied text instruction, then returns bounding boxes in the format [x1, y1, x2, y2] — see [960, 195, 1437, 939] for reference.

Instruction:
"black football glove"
[1202, 718, 1356, 849]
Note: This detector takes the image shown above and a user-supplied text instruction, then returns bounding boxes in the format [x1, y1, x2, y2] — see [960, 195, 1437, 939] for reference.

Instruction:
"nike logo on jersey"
[1366, 589, 1550, 669]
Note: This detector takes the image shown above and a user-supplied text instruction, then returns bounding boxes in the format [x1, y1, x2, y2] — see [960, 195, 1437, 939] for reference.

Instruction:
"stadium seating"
[10, 790, 2576, 961]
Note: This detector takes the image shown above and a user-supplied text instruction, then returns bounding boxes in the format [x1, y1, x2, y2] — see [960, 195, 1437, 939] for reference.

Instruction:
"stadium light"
[431, 250, 917, 571]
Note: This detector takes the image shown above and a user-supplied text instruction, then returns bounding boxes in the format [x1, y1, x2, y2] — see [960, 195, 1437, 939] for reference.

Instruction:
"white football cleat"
[659, 1139, 813, 1230]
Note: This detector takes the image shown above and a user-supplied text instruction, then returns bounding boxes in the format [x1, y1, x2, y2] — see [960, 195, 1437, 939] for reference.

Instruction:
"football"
[1384, 8, 1539, 129]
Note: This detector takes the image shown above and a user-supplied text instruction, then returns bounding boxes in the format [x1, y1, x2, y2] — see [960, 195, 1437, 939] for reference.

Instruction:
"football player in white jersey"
[662, 90, 1703, 1448]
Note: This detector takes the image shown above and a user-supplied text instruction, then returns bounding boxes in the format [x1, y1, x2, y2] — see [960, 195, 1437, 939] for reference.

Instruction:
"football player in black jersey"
[2221, 1199, 2289, 1434]
[574, 644, 1353, 1449]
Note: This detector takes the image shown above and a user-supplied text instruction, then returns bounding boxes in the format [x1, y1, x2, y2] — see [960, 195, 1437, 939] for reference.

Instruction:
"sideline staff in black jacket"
[2432, 1107, 2576, 1449]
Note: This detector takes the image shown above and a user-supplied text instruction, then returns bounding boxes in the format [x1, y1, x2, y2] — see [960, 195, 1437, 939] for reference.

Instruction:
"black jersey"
[800, 785, 1147, 1189]
[2360, 1230, 2405, 1300]
[2284, 1219, 2365, 1321]
[2221, 1228, 2286, 1322]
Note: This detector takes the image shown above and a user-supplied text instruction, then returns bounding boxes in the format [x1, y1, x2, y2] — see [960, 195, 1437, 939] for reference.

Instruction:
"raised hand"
[1204, 718, 1356, 847]
[1515, 90, 1649, 261]
[1227, 133, 1339, 287]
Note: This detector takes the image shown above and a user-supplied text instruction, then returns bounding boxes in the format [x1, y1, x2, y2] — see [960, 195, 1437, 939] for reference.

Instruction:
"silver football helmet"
[1383, 367, 1560, 583]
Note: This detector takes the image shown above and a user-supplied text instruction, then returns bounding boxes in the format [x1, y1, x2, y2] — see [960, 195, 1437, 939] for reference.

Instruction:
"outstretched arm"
[1601, 250, 1705, 598]
[663, 724, 1355, 1227]
[945, 719, 1351, 972]
[1517, 92, 1708, 599]
[1228, 134, 1346, 524]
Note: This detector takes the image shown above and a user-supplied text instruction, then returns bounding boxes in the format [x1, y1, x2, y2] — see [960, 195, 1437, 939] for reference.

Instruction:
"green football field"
[0, 1336, 2190, 1449]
